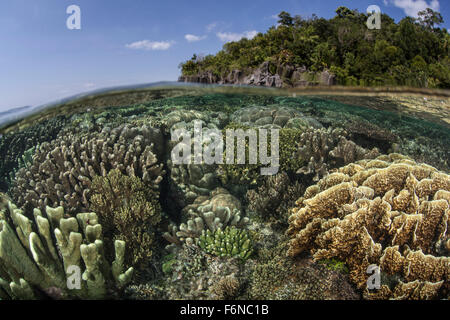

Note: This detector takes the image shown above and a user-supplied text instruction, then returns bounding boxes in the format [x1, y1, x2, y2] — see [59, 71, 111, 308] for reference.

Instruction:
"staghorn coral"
[163, 188, 249, 247]
[246, 171, 304, 223]
[198, 226, 254, 260]
[287, 154, 450, 299]
[0, 199, 133, 300]
[89, 169, 161, 269]
[11, 123, 164, 215]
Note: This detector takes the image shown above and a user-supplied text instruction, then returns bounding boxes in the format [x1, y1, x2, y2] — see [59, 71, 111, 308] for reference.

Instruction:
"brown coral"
[89, 169, 161, 269]
[246, 172, 304, 222]
[11, 124, 164, 215]
[287, 154, 450, 300]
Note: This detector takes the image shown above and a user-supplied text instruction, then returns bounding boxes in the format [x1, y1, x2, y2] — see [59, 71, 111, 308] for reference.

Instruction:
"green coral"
[89, 169, 161, 269]
[198, 226, 253, 260]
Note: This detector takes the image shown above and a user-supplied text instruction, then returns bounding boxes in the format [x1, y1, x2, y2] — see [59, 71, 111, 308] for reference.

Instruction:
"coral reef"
[11, 124, 164, 214]
[218, 124, 306, 187]
[163, 188, 249, 247]
[287, 154, 450, 299]
[294, 127, 380, 181]
[89, 169, 161, 269]
[0, 199, 133, 300]
[142, 245, 252, 300]
[166, 112, 225, 209]
[248, 242, 359, 300]
[0, 116, 67, 192]
[198, 226, 254, 260]
[230, 105, 322, 130]
[246, 172, 304, 223]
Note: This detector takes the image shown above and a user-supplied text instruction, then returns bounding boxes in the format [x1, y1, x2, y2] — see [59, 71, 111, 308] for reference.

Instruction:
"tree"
[335, 6, 354, 19]
[278, 11, 294, 26]
[417, 8, 443, 29]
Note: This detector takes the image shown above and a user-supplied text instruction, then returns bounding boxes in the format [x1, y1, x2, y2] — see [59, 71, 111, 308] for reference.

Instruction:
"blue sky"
[0, 0, 449, 111]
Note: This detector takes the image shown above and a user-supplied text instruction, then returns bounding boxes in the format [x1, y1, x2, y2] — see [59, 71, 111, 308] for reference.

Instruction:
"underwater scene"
[0, 84, 449, 300]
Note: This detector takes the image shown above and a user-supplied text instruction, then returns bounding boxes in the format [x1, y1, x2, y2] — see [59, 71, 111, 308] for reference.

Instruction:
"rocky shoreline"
[178, 61, 336, 88]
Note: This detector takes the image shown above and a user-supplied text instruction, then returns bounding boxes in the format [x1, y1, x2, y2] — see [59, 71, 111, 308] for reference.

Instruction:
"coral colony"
[0, 91, 449, 300]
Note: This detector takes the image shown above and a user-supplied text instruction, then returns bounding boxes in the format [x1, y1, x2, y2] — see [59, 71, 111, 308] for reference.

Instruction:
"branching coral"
[287, 154, 450, 300]
[0, 116, 67, 192]
[0, 199, 133, 300]
[11, 124, 164, 214]
[89, 169, 161, 269]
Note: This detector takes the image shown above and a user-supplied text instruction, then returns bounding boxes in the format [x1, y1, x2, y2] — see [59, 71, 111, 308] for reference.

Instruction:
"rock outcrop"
[178, 61, 336, 88]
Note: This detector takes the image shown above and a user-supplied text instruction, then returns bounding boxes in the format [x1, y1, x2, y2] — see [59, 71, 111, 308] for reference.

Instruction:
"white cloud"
[184, 34, 207, 42]
[383, 0, 389, 5]
[206, 22, 218, 32]
[390, 0, 440, 17]
[216, 30, 258, 42]
[83, 83, 96, 89]
[125, 40, 174, 51]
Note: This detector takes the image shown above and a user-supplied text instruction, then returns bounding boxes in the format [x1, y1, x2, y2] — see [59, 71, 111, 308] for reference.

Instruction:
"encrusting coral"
[0, 198, 133, 300]
[89, 169, 161, 269]
[287, 154, 450, 299]
[11, 124, 164, 215]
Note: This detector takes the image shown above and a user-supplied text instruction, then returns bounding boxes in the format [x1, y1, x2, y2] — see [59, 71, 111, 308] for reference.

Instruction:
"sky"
[0, 0, 449, 111]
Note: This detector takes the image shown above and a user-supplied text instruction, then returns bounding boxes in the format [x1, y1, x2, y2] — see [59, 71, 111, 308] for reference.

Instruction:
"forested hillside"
[179, 7, 450, 88]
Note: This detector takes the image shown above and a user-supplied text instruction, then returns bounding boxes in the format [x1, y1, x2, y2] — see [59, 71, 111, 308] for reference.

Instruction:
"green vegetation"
[180, 7, 450, 88]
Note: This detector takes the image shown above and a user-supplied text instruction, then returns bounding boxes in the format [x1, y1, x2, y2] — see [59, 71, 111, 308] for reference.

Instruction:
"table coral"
[287, 154, 450, 299]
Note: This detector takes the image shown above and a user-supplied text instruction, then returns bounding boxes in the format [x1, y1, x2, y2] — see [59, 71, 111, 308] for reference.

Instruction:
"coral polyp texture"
[11, 124, 164, 214]
[0, 198, 133, 300]
[287, 154, 450, 300]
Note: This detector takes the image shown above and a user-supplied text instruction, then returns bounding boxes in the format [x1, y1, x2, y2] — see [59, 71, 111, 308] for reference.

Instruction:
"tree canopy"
[179, 7, 450, 88]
